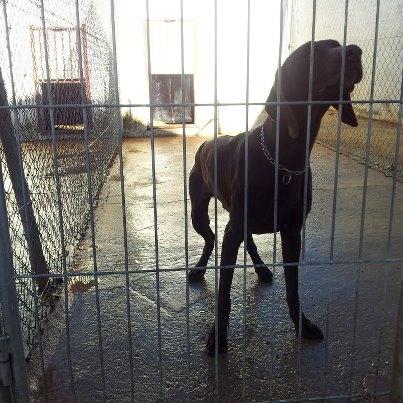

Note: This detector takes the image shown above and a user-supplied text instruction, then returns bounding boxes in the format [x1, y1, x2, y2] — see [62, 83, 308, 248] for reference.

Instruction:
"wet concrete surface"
[28, 135, 402, 402]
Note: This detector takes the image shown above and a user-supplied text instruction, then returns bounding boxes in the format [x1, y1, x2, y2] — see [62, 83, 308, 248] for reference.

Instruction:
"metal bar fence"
[0, 0, 401, 401]
[178, 0, 192, 398]
[242, 0, 251, 399]
[350, 0, 381, 396]
[323, 0, 349, 396]
[213, 0, 219, 394]
[74, 1, 107, 398]
[0, 161, 29, 403]
[109, 1, 135, 400]
[144, 1, 164, 398]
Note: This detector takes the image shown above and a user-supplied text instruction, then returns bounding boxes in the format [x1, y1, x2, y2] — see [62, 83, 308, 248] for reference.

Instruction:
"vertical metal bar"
[68, 30, 74, 78]
[73, 3, 106, 400]
[329, 3, 349, 260]
[242, 0, 251, 399]
[273, 0, 284, 284]
[178, 0, 191, 398]
[350, 0, 381, 396]
[358, 0, 380, 260]
[299, 0, 316, 396]
[60, 31, 66, 125]
[81, 27, 91, 102]
[109, 1, 135, 400]
[2, 1, 48, 401]
[61, 31, 66, 80]
[0, 164, 29, 403]
[374, 72, 403, 394]
[53, 30, 58, 79]
[270, 0, 284, 398]
[300, 1, 316, 264]
[145, 1, 163, 397]
[38, 1, 77, 398]
[29, 28, 39, 105]
[323, 0, 349, 396]
[213, 0, 219, 394]
[385, 74, 403, 256]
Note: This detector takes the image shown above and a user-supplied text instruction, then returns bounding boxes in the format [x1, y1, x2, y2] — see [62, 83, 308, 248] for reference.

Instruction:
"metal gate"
[0, 0, 402, 401]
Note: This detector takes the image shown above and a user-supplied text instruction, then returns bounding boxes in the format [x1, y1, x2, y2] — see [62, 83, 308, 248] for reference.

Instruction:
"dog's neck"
[261, 105, 329, 171]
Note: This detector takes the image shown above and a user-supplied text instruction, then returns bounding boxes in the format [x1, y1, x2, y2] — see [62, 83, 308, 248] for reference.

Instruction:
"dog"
[187, 39, 363, 355]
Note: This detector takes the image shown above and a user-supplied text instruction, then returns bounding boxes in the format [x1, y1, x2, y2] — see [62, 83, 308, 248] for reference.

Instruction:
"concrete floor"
[28, 135, 403, 402]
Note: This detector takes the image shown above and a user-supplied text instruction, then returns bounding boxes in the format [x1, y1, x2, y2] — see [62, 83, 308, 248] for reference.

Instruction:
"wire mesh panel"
[0, 0, 118, 354]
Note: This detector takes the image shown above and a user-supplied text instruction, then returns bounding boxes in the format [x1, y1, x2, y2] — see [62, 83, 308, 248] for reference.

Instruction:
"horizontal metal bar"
[14, 257, 402, 280]
[0, 99, 400, 110]
[269, 390, 390, 402]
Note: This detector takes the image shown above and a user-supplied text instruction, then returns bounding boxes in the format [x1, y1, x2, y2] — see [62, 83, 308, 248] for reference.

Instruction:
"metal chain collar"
[259, 126, 306, 185]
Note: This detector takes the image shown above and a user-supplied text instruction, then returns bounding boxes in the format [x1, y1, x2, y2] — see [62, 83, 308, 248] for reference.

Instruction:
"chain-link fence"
[0, 0, 119, 354]
[290, 0, 402, 179]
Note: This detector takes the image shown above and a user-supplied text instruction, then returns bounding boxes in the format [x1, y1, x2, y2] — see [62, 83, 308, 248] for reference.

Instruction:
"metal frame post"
[0, 163, 30, 402]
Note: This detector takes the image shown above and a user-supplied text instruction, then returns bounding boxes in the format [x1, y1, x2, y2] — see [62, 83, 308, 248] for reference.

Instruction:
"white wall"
[113, 0, 291, 134]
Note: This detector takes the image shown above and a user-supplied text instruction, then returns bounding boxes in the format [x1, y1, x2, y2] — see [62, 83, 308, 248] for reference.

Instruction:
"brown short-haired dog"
[188, 39, 363, 355]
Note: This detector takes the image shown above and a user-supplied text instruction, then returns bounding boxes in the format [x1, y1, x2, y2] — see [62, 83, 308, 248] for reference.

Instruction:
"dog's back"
[192, 134, 244, 210]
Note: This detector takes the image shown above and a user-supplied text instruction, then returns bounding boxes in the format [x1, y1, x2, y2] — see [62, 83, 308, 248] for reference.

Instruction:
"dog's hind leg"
[247, 235, 273, 283]
[188, 167, 215, 282]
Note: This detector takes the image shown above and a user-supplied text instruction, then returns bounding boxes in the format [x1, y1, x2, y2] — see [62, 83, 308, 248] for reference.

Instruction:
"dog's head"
[265, 39, 363, 139]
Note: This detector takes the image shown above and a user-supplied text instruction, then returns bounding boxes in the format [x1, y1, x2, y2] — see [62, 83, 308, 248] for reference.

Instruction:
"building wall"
[2, 1, 400, 136]
[113, 0, 292, 135]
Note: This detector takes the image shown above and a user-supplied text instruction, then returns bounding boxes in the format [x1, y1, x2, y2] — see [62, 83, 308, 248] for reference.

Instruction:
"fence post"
[0, 162, 30, 402]
[0, 67, 48, 291]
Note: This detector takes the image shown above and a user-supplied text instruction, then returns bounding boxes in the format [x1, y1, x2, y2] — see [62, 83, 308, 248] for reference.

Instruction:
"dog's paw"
[206, 325, 228, 356]
[188, 267, 206, 283]
[295, 314, 324, 340]
[255, 266, 273, 283]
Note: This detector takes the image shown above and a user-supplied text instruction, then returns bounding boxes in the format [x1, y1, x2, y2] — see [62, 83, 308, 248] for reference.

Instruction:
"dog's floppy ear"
[265, 79, 300, 139]
[332, 90, 358, 127]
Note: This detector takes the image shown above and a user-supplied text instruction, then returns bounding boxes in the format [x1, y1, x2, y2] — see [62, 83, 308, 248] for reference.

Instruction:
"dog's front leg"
[206, 222, 242, 356]
[280, 229, 324, 340]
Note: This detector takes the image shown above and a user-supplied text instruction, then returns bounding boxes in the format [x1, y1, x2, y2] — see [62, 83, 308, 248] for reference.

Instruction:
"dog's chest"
[247, 178, 308, 233]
